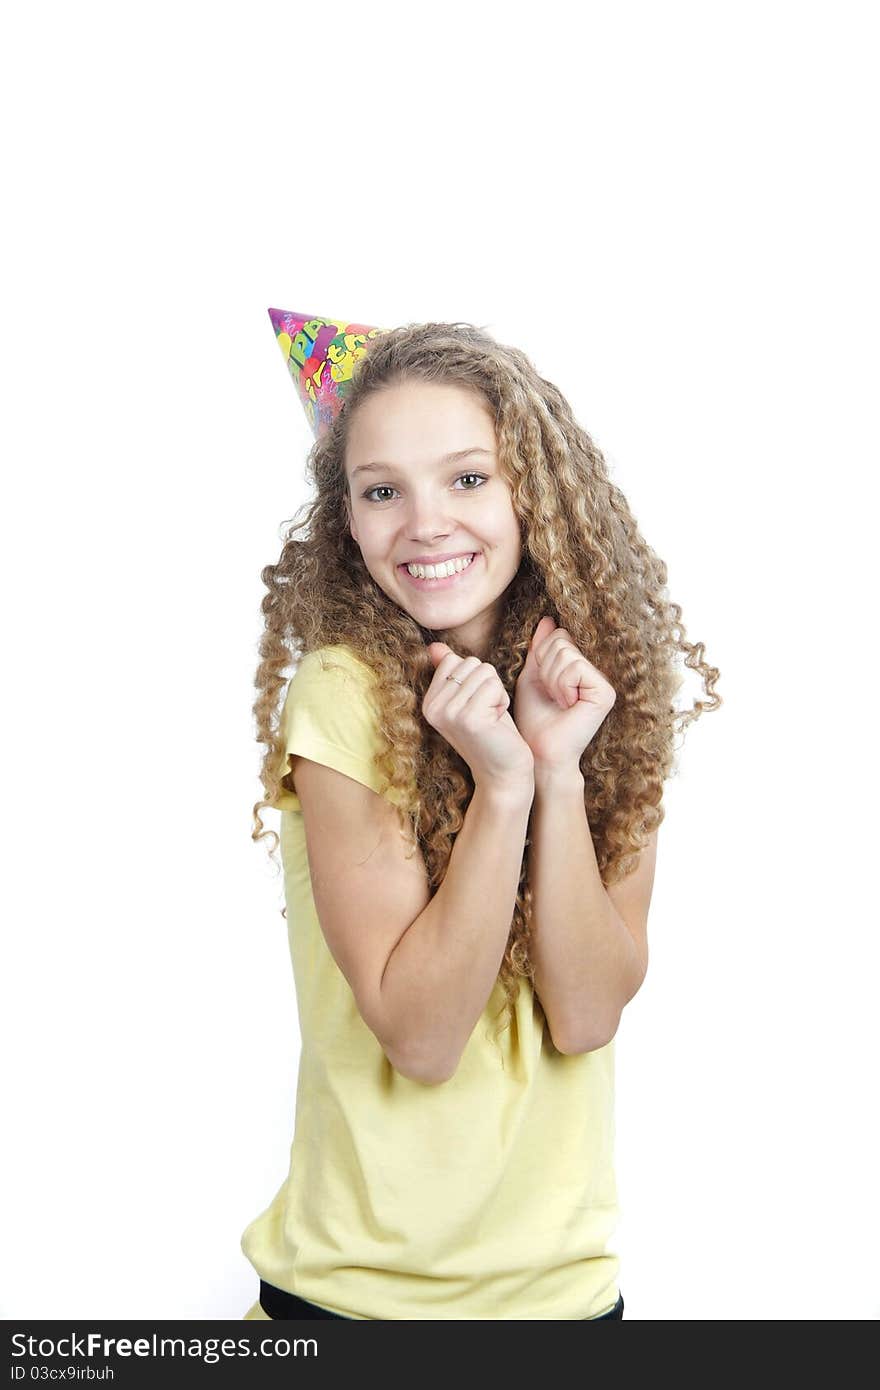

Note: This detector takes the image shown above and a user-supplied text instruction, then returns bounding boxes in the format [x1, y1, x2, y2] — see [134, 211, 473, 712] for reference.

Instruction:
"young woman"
[240, 316, 721, 1320]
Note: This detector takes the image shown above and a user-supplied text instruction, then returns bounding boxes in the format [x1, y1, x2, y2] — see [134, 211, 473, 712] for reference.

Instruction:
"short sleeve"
[272, 646, 394, 812]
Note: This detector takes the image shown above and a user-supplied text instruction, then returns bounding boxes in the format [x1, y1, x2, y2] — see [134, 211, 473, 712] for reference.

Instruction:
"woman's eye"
[363, 473, 488, 503]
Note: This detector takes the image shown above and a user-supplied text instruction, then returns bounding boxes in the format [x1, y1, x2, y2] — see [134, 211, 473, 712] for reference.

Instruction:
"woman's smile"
[397, 551, 482, 591]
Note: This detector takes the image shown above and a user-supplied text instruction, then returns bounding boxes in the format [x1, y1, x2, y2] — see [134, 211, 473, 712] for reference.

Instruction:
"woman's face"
[345, 379, 522, 658]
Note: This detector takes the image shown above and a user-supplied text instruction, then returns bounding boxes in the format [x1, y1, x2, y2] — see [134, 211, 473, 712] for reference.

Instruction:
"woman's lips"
[397, 552, 481, 591]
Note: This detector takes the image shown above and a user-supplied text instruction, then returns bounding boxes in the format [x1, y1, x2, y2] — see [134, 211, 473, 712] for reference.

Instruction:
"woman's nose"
[402, 494, 456, 536]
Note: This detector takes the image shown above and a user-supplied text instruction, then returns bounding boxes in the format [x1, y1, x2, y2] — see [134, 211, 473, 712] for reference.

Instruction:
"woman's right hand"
[423, 644, 535, 792]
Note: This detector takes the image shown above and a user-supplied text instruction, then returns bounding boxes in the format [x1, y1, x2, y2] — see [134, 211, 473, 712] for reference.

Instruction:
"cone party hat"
[267, 308, 389, 440]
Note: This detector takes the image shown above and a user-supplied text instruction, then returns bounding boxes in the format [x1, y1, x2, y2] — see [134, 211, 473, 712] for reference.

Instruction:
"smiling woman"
[240, 313, 722, 1321]
[344, 380, 524, 658]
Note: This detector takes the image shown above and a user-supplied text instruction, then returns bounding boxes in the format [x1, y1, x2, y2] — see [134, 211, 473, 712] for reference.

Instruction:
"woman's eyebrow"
[351, 447, 494, 479]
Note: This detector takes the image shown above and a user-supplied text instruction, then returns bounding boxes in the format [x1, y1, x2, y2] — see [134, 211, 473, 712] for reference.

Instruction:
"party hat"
[267, 308, 389, 440]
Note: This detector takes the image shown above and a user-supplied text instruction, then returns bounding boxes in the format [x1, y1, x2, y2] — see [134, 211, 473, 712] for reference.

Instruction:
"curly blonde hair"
[251, 320, 722, 1052]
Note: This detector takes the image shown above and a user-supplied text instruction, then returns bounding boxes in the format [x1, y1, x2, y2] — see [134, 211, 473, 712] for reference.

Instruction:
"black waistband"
[260, 1280, 348, 1319]
[259, 1279, 624, 1320]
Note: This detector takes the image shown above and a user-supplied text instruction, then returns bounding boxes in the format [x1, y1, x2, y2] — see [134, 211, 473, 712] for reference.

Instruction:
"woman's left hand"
[513, 616, 616, 771]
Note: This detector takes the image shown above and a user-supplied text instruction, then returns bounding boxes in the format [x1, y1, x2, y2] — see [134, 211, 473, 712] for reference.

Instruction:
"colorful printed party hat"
[267, 308, 389, 440]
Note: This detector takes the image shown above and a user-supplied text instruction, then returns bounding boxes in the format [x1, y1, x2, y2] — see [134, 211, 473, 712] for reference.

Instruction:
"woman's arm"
[379, 776, 534, 1083]
[292, 757, 533, 1086]
[527, 764, 655, 1054]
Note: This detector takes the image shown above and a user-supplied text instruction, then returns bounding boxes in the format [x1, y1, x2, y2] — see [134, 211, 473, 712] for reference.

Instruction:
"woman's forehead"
[346, 381, 496, 464]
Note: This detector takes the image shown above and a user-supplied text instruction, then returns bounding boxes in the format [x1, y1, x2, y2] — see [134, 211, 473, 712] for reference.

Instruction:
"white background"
[2, 0, 877, 1321]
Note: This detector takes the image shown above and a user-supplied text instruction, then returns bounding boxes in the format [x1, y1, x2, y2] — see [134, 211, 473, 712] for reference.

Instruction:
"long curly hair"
[251, 320, 722, 1052]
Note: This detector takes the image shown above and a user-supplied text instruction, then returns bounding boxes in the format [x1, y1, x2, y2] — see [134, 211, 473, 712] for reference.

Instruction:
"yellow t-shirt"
[240, 644, 621, 1320]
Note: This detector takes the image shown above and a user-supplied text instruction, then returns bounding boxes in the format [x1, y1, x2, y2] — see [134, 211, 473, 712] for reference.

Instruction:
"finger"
[427, 653, 483, 702]
[561, 659, 590, 706]
[534, 629, 569, 669]
[547, 652, 591, 708]
[444, 662, 509, 713]
[537, 640, 575, 688]
[531, 619, 557, 660]
[543, 642, 595, 687]
[424, 649, 463, 702]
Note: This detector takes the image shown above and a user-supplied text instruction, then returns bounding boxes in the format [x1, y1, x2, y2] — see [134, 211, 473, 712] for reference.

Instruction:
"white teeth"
[405, 553, 475, 579]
